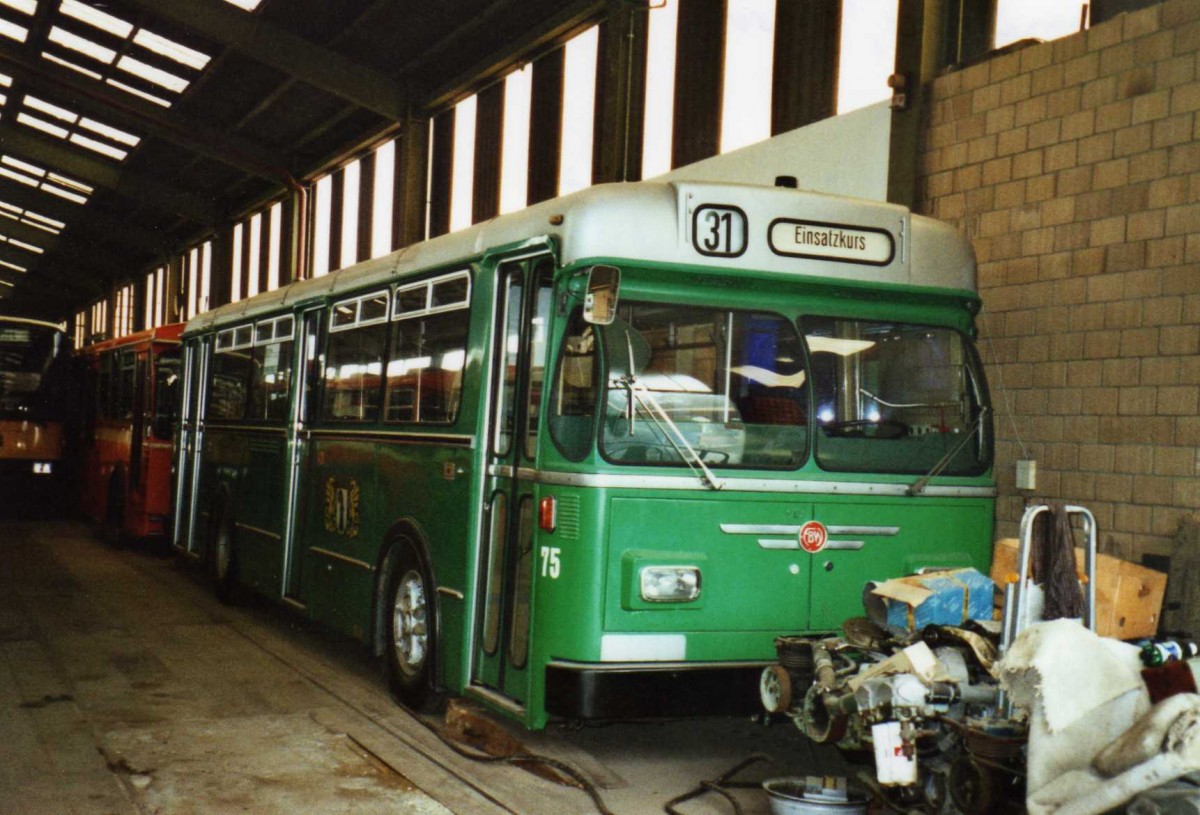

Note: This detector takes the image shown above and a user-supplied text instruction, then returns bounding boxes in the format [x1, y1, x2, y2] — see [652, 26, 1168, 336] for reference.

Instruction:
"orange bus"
[79, 323, 184, 543]
[0, 317, 75, 506]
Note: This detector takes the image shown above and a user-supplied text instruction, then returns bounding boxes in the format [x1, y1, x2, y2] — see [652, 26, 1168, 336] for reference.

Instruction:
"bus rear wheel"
[384, 542, 440, 711]
[101, 471, 126, 548]
[207, 493, 237, 604]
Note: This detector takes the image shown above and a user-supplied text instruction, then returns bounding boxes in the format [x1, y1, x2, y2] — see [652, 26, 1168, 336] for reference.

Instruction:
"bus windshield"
[0, 323, 69, 420]
[804, 316, 990, 475]
[599, 303, 809, 469]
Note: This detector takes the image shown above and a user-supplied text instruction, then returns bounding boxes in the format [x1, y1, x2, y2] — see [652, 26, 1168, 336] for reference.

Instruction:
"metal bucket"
[763, 779, 868, 815]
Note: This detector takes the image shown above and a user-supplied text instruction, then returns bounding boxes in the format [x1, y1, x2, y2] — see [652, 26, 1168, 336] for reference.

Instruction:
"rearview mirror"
[583, 265, 620, 325]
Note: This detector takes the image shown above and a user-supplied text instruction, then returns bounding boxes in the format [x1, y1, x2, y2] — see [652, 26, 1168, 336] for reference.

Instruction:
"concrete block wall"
[916, 0, 1200, 559]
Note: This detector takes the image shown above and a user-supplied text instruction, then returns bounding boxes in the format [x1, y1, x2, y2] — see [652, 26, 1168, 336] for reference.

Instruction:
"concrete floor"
[0, 519, 845, 815]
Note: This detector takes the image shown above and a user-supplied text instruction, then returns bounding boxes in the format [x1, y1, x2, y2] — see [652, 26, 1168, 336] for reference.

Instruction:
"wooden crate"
[990, 538, 1167, 640]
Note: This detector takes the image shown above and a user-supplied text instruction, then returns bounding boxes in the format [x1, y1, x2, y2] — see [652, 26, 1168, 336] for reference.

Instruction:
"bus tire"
[102, 469, 126, 548]
[383, 540, 441, 712]
[207, 491, 237, 604]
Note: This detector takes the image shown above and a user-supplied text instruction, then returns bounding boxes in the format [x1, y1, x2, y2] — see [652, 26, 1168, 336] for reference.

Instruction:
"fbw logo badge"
[323, 476, 360, 538]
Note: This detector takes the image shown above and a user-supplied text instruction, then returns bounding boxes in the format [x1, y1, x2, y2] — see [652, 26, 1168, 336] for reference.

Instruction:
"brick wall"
[916, 0, 1200, 559]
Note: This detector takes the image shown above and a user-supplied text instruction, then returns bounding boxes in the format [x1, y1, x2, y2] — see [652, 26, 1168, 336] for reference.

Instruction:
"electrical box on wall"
[1016, 460, 1037, 491]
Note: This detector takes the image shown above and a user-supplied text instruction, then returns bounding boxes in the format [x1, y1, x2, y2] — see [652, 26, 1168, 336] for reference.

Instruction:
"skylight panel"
[223, 0, 263, 10]
[59, 0, 132, 37]
[17, 112, 70, 138]
[42, 183, 86, 204]
[0, 0, 36, 16]
[133, 29, 209, 70]
[69, 132, 127, 160]
[0, 206, 61, 235]
[116, 55, 187, 93]
[0, 277, 15, 286]
[0, 167, 38, 187]
[24, 210, 65, 231]
[2, 155, 45, 177]
[4, 235, 44, 254]
[105, 78, 171, 108]
[0, 260, 27, 273]
[49, 26, 116, 63]
[80, 118, 138, 146]
[0, 18, 28, 42]
[47, 171, 91, 194]
[0, 93, 6, 107]
[42, 51, 103, 80]
[25, 94, 77, 123]
[0, 72, 11, 87]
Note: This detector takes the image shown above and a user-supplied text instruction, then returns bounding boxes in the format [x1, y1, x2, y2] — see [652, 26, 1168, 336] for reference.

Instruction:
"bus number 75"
[540, 546, 561, 579]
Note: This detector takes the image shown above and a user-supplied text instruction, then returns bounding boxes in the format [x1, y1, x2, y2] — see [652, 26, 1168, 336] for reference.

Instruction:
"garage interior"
[2, 0, 1200, 812]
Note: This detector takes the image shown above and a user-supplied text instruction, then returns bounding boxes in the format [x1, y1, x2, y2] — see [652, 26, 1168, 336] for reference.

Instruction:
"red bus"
[79, 323, 184, 543]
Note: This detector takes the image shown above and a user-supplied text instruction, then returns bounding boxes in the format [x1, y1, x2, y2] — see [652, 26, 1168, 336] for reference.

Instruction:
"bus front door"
[282, 307, 322, 604]
[472, 255, 554, 711]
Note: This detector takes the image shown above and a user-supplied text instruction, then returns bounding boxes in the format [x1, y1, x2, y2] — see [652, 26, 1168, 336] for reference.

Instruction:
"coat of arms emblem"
[323, 476, 360, 537]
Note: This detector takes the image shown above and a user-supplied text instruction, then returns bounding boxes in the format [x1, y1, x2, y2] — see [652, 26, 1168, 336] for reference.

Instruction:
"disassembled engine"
[760, 620, 1027, 815]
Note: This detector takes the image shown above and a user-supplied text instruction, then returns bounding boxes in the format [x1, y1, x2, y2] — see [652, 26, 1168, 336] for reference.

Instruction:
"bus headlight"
[33, 462, 52, 475]
[640, 566, 701, 603]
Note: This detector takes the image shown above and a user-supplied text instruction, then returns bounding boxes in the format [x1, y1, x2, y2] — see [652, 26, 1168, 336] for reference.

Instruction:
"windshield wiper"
[906, 406, 989, 497]
[612, 329, 723, 490]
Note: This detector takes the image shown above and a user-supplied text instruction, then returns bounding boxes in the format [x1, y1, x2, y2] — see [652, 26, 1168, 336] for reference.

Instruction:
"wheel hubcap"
[393, 569, 427, 676]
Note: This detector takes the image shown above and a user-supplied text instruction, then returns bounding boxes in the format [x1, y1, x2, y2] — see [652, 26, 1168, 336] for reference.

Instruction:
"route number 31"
[693, 205, 747, 257]
[540, 546, 561, 579]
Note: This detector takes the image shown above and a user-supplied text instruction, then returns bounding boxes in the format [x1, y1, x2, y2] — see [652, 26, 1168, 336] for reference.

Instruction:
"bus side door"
[472, 255, 554, 709]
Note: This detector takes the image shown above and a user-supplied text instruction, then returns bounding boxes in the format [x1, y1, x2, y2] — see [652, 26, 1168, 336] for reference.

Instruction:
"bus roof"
[185, 180, 976, 335]
[0, 316, 67, 333]
[78, 322, 185, 356]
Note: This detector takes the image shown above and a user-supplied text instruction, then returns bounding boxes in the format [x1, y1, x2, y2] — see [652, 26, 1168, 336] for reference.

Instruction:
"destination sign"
[768, 219, 895, 266]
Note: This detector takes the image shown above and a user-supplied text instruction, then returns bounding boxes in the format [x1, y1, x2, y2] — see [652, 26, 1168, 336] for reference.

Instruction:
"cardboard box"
[990, 538, 1167, 640]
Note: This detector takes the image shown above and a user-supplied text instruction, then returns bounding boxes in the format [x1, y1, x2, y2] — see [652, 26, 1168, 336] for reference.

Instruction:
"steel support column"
[528, 48, 565, 206]
[394, 119, 430, 250]
[671, 0, 725, 169]
[592, 0, 648, 183]
[428, 110, 455, 239]
[772, 0, 841, 134]
[473, 82, 505, 224]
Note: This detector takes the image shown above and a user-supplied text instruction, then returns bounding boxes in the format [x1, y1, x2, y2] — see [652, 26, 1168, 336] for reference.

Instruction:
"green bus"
[173, 180, 994, 729]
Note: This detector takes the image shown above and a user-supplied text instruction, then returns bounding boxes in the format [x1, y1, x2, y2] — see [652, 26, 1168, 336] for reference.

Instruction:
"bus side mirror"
[583, 265, 620, 325]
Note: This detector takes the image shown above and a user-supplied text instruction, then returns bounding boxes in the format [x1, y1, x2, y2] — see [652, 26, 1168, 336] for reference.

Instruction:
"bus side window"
[548, 309, 597, 462]
[322, 322, 388, 422]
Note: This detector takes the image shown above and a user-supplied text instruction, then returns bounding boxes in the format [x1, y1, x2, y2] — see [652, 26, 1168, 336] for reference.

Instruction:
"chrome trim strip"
[309, 546, 375, 572]
[465, 685, 525, 717]
[828, 525, 900, 536]
[308, 428, 475, 447]
[757, 539, 799, 550]
[755, 538, 863, 551]
[546, 658, 771, 672]
[532, 469, 993, 497]
[281, 597, 307, 611]
[723, 524, 800, 535]
[826, 540, 865, 550]
[203, 424, 288, 436]
[436, 586, 465, 600]
[234, 522, 282, 541]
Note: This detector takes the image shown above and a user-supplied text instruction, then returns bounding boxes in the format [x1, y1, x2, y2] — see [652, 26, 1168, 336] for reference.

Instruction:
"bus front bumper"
[544, 659, 767, 720]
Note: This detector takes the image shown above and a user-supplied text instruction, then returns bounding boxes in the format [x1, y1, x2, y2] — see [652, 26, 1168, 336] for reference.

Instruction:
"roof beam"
[120, 0, 407, 120]
[0, 123, 218, 223]
[0, 43, 293, 185]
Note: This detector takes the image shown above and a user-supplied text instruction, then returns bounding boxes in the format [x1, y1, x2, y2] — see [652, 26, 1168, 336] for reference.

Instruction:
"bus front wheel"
[384, 541, 440, 712]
